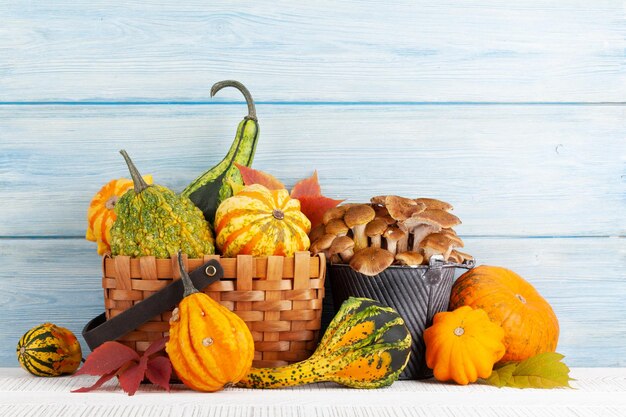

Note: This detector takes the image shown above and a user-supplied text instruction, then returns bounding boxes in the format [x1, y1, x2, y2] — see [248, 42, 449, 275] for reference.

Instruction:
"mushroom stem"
[370, 235, 382, 248]
[397, 234, 409, 253]
[411, 224, 440, 252]
[339, 248, 355, 262]
[351, 225, 368, 251]
[386, 240, 398, 256]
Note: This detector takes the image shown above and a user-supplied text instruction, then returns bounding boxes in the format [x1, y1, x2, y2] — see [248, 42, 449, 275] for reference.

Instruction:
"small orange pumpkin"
[449, 265, 559, 362]
[86, 175, 152, 254]
[166, 252, 255, 392]
[214, 184, 311, 257]
[423, 306, 505, 385]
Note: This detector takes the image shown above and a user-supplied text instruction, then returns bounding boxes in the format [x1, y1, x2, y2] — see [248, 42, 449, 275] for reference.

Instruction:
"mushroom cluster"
[310, 196, 473, 276]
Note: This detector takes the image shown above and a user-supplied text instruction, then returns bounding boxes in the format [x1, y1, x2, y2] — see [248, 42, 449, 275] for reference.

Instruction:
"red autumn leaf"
[71, 370, 118, 393]
[146, 356, 172, 392]
[236, 163, 285, 190]
[297, 195, 344, 229]
[74, 341, 140, 376]
[291, 171, 321, 198]
[142, 337, 169, 360]
[118, 361, 148, 396]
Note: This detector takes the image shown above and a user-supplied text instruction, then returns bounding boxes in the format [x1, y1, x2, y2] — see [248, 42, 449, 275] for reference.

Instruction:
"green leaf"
[484, 352, 573, 389]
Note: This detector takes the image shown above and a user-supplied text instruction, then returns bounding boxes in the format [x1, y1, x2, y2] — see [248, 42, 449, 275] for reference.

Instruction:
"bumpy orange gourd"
[214, 184, 311, 257]
[166, 252, 254, 392]
[449, 265, 559, 362]
[86, 175, 153, 254]
[424, 306, 505, 385]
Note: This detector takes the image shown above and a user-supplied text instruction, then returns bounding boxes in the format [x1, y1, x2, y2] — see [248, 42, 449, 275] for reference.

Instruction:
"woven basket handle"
[83, 259, 223, 350]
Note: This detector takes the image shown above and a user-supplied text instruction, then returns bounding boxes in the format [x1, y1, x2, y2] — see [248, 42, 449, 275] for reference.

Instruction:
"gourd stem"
[177, 250, 199, 297]
[211, 80, 257, 120]
[119, 150, 150, 194]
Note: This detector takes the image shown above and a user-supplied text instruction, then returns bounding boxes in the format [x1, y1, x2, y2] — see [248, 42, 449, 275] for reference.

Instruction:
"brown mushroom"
[370, 195, 388, 206]
[310, 234, 336, 258]
[344, 205, 376, 251]
[419, 233, 454, 263]
[373, 205, 395, 225]
[395, 251, 424, 266]
[322, 206, 348, 225]
[385, 195, 426, 221]
[325, 218, 349, 237]
[382, 227, 406, 256]
[349, 247, 395, 276]
[329, 235, 355, 263]
[402, 209, 461, 251]
[308, 223, 326, 243]
[427, 232, 464, 260]
[365, 218, 388, 248]
[450, 249, 473, 264]
[414, 198, 453, 212]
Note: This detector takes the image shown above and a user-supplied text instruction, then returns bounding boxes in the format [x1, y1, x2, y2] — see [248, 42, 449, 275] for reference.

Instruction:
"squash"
[238, 297, 412, 389]
[182, 80, 259, 225]
[166, 251, 255, 392]
[86, 175, 153, 254]
[16, 323, 82, 377]
[214, 184, 311, 257]
[423, 306, 505, 385]
[449, 265, 559, 362]
[110, 150, 215, 258]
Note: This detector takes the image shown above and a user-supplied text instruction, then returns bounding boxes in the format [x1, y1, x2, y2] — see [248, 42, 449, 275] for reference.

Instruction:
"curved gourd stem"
[211, 80, 257, 121]
[119, 150, 150, 194]
[177, 250, 199, 298]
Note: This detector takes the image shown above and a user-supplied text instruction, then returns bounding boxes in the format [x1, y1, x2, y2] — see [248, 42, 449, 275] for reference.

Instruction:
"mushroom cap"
[395, 251, 424, 266]
[411, 209, 461, 229]
[451, 249, 473, 262]
[322, 206, 348, 225]
[373, 206, 395, 225]
[329, 235, 355, 255]
[370, 195, 387, 206]
[310, 233, 336, 254]
[383, 226, 406, 242]
[419, 233, 452, 253]
[349, 247, 395, 276]
[308, 223, 326, 243]
[414, 198, 453, 211]
[344, 204, 376, 228]
[429, 231, 464, 248]
[385, 195, 426, 221]
[325, 218, 349, 236]
[365, 218, 388, 237]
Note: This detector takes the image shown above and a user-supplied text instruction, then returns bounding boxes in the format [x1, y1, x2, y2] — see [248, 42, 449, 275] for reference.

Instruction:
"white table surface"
[1, 367, 625, 417]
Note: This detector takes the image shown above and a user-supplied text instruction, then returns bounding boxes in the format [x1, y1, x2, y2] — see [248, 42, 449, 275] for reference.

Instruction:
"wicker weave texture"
[102, 251, 326, 367]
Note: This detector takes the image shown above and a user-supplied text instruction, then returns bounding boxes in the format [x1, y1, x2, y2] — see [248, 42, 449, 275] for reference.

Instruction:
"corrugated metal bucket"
[325, 255, 475, 380]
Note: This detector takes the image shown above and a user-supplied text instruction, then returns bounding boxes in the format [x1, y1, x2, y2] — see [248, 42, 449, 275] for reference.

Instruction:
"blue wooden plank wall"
[1, 1, 625, 368]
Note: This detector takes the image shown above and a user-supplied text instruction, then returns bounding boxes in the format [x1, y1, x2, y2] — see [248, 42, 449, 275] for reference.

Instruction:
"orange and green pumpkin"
[166, 252, 255, 391]
[86, 175, 153, 254]
[16, 323, 82, 377]
[449, 265, 559, 362]
[214, 184, 311, 257]
[423, 306, 505, 385]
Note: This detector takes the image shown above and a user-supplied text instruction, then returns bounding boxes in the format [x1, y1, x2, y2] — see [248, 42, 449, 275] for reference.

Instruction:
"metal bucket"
[325, 256, 474, 380]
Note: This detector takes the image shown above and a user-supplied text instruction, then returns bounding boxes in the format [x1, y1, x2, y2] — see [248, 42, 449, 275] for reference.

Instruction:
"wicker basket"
[102, 251, 325, 367]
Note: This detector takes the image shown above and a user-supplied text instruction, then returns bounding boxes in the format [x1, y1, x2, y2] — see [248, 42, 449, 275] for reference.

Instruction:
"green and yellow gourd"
[17, 323, 82, 377]
[182, 80, 259, 224]
[239, 297, 412, 389]
[110, 150, 215, 258]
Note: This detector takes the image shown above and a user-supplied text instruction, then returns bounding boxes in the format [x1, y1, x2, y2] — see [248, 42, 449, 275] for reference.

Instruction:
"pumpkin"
[110, 150, 215, 258]
[449, 265, 559, 362]
[86, 175, 153, 254]
[239, 297, 412, 389]
[214, 184, 311, 257]
[16, 323, 82, 377]
[423, 306, 505, 385]
[166, 251, 255, 392]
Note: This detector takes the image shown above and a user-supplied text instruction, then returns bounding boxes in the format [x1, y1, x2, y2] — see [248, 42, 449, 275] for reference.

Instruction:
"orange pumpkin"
[423, 306, 505, 385]
[86, 175, 153, 254]
[166, 252, 255, 391]
[449, 265, 559, 362]
[214, 184, 311, 257]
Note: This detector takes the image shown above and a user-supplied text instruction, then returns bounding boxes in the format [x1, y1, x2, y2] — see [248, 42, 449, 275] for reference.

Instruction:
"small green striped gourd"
[215, 184, 311, 257]
[16, 323, 82, 377]
[239, 297, 412, 389]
